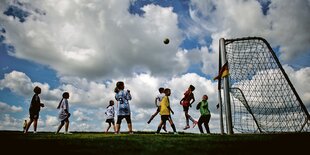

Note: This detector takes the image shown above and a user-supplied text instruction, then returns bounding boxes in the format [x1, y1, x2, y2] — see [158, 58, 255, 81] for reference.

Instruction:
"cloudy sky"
[0, 0, 309, 133]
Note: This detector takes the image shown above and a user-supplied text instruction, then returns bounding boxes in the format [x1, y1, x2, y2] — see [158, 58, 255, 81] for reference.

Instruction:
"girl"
[114, 81, 133, 134]
[105, 100, 116, 133]
[196, 95, 211, 134]
[56, 92, 72, 134]
[180, 85, 198, 130]
[156, 88, 177, 134]
[24, 86, 44, 134]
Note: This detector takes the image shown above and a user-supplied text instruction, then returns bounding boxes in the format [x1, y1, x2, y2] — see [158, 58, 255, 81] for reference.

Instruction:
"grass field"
[1, 131, 309, 155]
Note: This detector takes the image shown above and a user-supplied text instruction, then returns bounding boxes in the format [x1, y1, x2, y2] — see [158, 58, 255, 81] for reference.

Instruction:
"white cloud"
[0, 0, 187, 79]
[45, 115, 58, 126]
[0, 101, 23, 113]
[189, 0, 310, 73]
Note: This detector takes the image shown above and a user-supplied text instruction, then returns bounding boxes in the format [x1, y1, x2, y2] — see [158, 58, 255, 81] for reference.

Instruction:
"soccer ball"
[163, 38, 169, 44]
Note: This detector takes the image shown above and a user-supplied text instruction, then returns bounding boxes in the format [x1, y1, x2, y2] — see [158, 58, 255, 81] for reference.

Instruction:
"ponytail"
[57, 98, 63, 109]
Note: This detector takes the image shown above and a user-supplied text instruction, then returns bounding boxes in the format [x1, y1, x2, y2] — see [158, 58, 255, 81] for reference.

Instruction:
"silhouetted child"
[156, 88, 177, 134]
[56, 92, 72, 134]
[196, 95, 211, 134]
[180, 85, 197, 130]
[24, 86, 44, 134]
[147, 87, 167, 132]
[105, 100, 116, 133]
[114, 81, 133, 134]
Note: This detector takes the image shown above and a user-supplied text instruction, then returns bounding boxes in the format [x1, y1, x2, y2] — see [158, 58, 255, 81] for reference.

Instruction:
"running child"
[180, 85, 198, 130]
[24, 86, 45, 134]
[156, 88, 177, 134]
[56, 92, 72, 134]
[105, 100, 116, 133]
[147, 87, 167, 132]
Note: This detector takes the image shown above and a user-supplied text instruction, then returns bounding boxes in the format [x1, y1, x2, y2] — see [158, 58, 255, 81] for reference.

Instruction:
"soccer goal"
[217, 37, 310, 134]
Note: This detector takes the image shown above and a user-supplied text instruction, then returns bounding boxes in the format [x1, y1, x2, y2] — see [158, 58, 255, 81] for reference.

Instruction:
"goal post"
[218, 37, 310, 133]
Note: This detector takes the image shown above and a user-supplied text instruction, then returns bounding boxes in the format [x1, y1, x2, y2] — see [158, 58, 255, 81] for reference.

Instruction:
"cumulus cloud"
[189, 0, 310, 76]
[0, 0, 188, 79]
[0, 101, 23, 113]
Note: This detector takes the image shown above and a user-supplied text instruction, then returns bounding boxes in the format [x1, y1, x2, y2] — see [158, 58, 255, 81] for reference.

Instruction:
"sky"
[0, 0, 309, 133]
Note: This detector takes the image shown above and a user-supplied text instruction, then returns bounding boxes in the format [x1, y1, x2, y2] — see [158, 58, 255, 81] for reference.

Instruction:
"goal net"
[220, 37, 310, 133]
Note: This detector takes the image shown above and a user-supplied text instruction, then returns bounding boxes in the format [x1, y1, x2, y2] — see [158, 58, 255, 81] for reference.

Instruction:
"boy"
[196, 95, 211, 134]
[147, 87, 167, 132]
[156, 88, 177, 134]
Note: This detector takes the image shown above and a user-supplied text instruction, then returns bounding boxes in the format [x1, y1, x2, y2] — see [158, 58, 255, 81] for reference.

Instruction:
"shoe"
[33, 131, 37, 134]
[183, 125, 190, 130]
[193, 121, 198, 128]
[129, 132, 134, 134]
[174, 132, 178, 135]
[64, 132, 73, 134]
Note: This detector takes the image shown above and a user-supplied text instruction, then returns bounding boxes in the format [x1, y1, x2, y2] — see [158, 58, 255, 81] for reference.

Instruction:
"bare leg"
[56, 122, 65, 133]
[115, 124, 120, 134]
[33, 119, 38, 132]
[65, 120, 69, 132]
[24, 119, 33, 133]
[106, 123, 111, 132]
[128, 123, 133, 133]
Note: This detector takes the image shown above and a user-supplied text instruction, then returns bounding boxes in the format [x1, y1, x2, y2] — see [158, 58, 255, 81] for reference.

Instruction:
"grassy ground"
[1, 131, 309, 155]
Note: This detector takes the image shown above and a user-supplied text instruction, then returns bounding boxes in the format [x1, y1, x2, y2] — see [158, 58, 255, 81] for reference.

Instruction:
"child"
[23, 120, 27, 132]
[56, 92, 72, 134]
[114, 81, 133, 134]
[156, 88, 177, 134]
[105, 100, 116, 133]
[180, 85, 198, 130]
[147, 87, 167, 132]
[196, 95, 211, 134]
[24, 86, 45, 134]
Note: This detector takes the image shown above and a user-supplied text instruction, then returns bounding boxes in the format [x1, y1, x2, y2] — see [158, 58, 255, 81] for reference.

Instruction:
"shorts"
[106, 118, 115, 124]
[29, 111, 39, 120]
[116, 115, 131, 124]
[183, 106, 189, 112]
[161, 115, 172, 122]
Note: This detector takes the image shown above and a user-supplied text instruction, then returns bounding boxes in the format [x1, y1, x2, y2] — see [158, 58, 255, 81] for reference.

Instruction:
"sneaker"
[33, 131, 37, 134]
[183, 125, 190, 130]
[129, 132, 134, 134]
[64, 132, 73, 134]
[174, 132, 178, 135]
[193, 121, 198, 128]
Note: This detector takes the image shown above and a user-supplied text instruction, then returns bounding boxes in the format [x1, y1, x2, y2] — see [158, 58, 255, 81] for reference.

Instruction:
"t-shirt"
[115, 89, 132, 116]
[155, 93, 165, 107]
[29, 94, 41, 113]
[182, 90, 194, 107]
[58, 99, 69, 121]
[105, 106, 115, 119]
[199, 100, 210, 115]
[160, 96, 170, 115]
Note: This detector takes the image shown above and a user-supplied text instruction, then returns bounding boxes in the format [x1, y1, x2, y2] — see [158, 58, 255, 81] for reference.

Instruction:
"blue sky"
[0, 0, 309, 133]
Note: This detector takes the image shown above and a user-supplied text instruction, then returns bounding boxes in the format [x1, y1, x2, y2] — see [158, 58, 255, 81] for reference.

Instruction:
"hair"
[62, 92, 70, 99]
[33, 86, 41, 94]
[164, 88, 171, 95]
[189, 85, 195, 91]
[57, 92, 69, 109]
[114, 81, 124, 93]
[107, 100, 114, 108]
[159, 87, 165, 93]
[203, 94, 208, 100]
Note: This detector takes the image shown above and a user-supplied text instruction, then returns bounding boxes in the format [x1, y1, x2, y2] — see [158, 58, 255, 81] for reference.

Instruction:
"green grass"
[1, 131, 309, 155]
